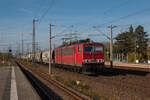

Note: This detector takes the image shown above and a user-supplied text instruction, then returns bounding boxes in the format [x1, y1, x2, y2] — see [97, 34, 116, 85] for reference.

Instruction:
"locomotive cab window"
[84, 46, 93, 52]
[84, 46, 103, 52]
[94, 46, 103, 52]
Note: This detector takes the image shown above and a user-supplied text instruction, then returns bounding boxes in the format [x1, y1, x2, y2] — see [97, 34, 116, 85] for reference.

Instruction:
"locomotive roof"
[56, 40, 104, 49]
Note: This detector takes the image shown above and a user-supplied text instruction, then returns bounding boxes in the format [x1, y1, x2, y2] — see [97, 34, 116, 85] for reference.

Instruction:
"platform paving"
[0, 67, 11, 100]
[0, 65, 41, 100]
[105, 61, 150, 68]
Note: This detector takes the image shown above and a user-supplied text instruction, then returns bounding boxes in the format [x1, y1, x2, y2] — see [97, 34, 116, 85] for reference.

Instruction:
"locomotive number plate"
[91, 59, 97, 62]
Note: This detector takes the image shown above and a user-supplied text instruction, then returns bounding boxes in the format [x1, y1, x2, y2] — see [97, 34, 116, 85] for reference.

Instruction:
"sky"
[0, 0, 150, 54]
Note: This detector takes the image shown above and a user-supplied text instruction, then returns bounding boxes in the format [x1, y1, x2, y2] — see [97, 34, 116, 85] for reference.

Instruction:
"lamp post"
[134, 39, 139, 63]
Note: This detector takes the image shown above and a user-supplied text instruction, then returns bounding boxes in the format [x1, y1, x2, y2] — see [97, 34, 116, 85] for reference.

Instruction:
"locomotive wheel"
[78, 68, 82, 73]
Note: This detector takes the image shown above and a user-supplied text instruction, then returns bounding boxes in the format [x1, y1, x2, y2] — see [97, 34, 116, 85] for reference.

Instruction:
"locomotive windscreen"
[84, 46, 103, 52]
[84, 46, 93, 52]
[94, 46, 103, 52]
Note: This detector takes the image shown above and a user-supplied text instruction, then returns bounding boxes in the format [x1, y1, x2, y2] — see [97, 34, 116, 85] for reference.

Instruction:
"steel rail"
[17, 62, 90, 100]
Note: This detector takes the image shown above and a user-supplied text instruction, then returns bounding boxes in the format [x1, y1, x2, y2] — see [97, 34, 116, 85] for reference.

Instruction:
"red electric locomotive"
[54, 40, 105, 73]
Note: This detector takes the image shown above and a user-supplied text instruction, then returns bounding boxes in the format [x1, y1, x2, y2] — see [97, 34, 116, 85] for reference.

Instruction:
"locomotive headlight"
[83, 60, 87, 63]
[100, 59, 102, 62]
[97, 59, 104, 63]
[83, 59, 90, 63]
[101, 59, 104, 63]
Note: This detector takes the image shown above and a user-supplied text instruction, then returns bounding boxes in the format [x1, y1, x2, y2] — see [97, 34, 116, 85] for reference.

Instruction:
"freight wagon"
[25, 39, 105, 73]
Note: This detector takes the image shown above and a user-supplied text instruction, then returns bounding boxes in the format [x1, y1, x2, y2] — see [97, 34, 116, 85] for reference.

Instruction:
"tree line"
[113, 25, 149, 63]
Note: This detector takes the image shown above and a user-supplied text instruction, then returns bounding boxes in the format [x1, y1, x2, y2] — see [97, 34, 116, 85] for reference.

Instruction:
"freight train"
[24, 39, 105, 73]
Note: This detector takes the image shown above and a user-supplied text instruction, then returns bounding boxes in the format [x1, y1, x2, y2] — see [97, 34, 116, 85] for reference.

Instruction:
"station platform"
[0, 65, 41, 100]
[105, 61, 150, 69]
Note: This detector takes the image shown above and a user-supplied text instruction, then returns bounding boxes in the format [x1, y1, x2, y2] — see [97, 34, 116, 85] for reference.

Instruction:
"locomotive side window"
[78, 45, 81, 52]
[58, 49, 62, 56]
[62, 48, 73, 55]
[84, 46, 93, 52]
[94, 46, 103, 52]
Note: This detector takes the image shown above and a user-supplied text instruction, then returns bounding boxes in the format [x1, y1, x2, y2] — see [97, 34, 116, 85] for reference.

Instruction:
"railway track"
[16, 61, 91, 100]
[50, 64, 150, 99]
[16, 60, 150, 99]
[32, 62, 150, 92]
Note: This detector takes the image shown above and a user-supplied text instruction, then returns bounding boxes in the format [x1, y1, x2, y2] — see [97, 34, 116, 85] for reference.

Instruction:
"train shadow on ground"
[34, 62, 150, 77]
[97, 67, 150, 76]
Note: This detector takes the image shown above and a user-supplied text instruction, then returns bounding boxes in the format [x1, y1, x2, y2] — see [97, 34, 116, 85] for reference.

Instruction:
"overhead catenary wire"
[51, 25, 75, 39]
[92, 26, 110, 40]
[19, 0, 51, 34]
[20, 0, 55, 32]
[103, 0, 131, 14]
[38, 0, 55, 23]
[97, 7, 150, 27]
[33, 0, 48, 19]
